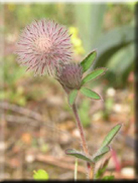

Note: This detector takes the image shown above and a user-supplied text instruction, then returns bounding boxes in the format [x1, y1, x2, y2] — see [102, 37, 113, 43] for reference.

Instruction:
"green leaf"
[74, 4, 106, 52]
[107, 44, 134, 74]
[94, 157, 111, 179]
[80, 87, 101, 100]
[94, 24, 134, 68]
[106, 43, 134, 87]
[68, 89, 78, 105]
[65, 149, 92, 163]
[80, 50, 97, 73]
[92, 146, 110, 163]
[93, 124, 122, 169]
[33, 169, 49, 180]
[81, 67, 107, 85]
[102, 175, 114, 180]
[100, 123, 122, 151]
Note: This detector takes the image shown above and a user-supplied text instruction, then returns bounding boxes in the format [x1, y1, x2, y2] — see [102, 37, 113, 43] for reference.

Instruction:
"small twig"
[4, 114, 76, 141]
[0, 102, 78, 144]
[35, 154, 85, 174]
[0, 101, 42, 121]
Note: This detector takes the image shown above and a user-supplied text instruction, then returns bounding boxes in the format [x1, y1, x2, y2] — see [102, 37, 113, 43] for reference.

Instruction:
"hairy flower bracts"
[56, 63, 83, 93]
[57, 50, 107, 106]
[15, 19, 72, 76]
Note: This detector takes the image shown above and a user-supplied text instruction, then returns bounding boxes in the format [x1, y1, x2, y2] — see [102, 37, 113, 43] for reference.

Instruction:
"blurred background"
[0, 2, 135, 180]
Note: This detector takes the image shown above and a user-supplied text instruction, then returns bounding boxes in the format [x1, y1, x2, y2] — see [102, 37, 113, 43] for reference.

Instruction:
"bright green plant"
[79, 99, 91, 127]
[33, 169, 49, 180]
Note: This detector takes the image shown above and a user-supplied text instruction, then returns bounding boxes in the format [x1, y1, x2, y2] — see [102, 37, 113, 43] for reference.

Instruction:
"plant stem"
[72, 103, 93, 179]
[72, 103, 88, 155]
[74, 158, 78, 181]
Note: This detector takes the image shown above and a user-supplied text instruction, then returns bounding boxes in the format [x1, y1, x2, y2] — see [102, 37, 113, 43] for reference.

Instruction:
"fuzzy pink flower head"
[15, 19, 72, 76]
[57, 63, 83, 91]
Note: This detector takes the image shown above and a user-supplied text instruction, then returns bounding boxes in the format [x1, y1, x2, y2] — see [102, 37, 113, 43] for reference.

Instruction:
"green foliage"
[75, 4, 106, 52]
[75, 4, 134, 87]
[3, 5, 126, 180]
[92, 146, 110, 163]
[1, 86, 27, 106]
[80, 87, 101, 100]
[99, 123, 122, 152]
[94, 25, 134, 67]
[79, 99, 91, 127]
[68, 89, 78, 105]
[33, 169, 49, 180]
[65, 149, 92, 163]
[80, 50, 97, 73]
[106, 43, 134, 87]
[102, 175, 114, 180]
[105, 97, 114, 111]
[65, 123, 122, 177]
[103, 97, 114, 120]
[81, 67, 107, 86]
[3, 55, 25, 87]
[65, 119, 122, 179]
[66, 146, 110, 164]
[94, 157, 110, 179]
[107, 3, 135, 26]
[1, 55, 27, 106]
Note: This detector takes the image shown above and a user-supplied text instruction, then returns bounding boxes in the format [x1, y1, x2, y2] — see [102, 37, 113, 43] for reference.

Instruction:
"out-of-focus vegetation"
[4, 3, 74, 31]
[75, 3, 135, 88]
[2, 3, 135, 106]
[1, 3, 135, 180]
[33, 169, 49, 180]
[79, 99, 91, 127]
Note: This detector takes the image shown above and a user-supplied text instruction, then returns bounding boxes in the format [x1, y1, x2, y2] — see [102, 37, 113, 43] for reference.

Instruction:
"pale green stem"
[74, 158, 78, 181]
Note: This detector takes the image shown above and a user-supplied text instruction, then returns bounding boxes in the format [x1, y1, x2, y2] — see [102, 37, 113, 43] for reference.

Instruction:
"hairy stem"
[72, 104, 88, 154]
[72, 103, 93, 179]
